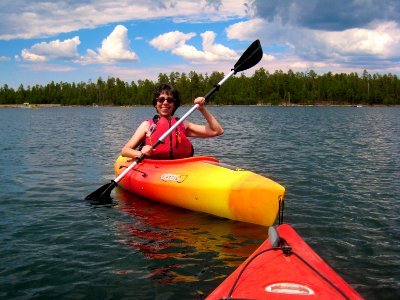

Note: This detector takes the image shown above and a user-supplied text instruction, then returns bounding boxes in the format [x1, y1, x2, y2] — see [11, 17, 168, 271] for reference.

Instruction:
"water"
[1, 105, 399, 299]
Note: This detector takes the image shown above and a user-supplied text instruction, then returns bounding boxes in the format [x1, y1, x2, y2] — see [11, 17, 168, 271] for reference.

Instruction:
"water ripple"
[1, 106, 399, 299]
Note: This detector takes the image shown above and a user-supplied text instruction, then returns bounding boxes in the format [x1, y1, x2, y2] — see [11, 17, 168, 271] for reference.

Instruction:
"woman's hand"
[194, 97, 206, 111]
[140, 145, 153, 156]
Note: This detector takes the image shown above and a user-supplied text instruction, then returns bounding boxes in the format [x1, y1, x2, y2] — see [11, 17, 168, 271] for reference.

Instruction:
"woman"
[121, 83, 224, 159]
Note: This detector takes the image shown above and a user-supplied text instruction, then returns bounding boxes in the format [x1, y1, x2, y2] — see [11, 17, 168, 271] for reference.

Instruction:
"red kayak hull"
[207, 224, 363, 299]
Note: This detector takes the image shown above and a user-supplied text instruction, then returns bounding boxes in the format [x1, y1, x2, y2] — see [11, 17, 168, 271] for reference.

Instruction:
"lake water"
[0, 105, 399, 299]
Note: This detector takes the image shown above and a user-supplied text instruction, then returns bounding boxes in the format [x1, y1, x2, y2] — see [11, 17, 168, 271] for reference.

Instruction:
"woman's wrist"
[198, 105, 206, 113]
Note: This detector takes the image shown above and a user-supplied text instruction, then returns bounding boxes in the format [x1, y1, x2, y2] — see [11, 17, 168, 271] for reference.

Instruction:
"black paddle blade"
[85, 180, 117, 204]
[234, 40, 263, 73]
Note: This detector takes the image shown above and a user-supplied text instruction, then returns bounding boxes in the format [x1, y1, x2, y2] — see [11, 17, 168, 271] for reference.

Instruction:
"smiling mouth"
[159, 107, 171, 113]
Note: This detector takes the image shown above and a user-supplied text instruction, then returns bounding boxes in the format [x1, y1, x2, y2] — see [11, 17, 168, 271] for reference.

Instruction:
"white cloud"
[0, 0, 248, 40]
[316, 21, 400, 58]
[0, 55, 10, 61]
[150, 30, 237, 63]
[78, 25, 138, 65]
[201, 31, 237, 59]
[262, 54, 275, 62]
[98, 25, 138, 62]
[226, 18, 400, 72]
[19, 25, 139, 65]
[21, 36, 80, 62]
[150, 31, 196, 51]
[21, 51, 47, 62]
[226, 18, 265, 41]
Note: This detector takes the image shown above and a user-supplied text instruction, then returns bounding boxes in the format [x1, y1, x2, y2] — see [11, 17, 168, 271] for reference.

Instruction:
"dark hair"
[152, 83, 180, 115]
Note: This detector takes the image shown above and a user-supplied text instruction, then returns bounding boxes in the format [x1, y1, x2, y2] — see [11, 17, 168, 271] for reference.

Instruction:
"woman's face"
[155, 91, 175, 117]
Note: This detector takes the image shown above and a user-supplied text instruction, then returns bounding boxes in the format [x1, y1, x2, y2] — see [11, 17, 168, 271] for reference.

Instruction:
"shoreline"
[0, 103, 397, 108]
[0, 104, 62, 108]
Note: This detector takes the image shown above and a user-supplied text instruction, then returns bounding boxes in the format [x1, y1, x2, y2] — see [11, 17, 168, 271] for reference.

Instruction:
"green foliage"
[1, 69, 399, 105]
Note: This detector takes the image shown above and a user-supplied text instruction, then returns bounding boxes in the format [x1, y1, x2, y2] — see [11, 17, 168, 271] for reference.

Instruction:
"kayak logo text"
[160, 173, 188, 183]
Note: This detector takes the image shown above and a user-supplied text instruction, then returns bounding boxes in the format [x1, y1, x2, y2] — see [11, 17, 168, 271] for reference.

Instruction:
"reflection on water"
[114, 188, 267, 284]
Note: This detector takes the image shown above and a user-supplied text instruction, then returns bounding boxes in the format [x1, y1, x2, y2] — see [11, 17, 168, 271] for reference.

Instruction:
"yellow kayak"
[114, 155, 285, 227]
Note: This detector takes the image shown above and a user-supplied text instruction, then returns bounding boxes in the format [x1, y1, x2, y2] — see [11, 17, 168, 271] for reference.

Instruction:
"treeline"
[1, 68, 399, 106]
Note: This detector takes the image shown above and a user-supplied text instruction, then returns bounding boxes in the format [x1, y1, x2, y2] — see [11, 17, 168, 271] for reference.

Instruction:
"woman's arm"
[185, 97, 224, 138]
[121, 121, 152, 158]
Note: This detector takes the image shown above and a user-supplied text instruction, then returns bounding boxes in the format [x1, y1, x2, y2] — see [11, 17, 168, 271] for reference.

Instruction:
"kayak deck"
[207, 224, 363, 299]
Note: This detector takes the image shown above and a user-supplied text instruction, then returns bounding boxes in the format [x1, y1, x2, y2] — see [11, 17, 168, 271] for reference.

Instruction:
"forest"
[1, 68, 399, 106]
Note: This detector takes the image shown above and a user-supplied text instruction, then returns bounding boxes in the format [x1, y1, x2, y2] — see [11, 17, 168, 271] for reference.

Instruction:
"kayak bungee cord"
[222, 236, 351, 300]
[118, 161, 148, 178]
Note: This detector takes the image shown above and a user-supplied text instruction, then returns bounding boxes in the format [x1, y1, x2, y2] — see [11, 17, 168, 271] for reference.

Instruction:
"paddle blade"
[234, 40, 263, 73]
[85, 180, 117, 204]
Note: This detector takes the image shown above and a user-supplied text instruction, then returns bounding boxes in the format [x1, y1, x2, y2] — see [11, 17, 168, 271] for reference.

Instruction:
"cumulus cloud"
[201, 31, 237, 59]
[226, 18, 265, 41]
[19, 25, 138, 65]
[150, 31, 196, 51]
[76, 25, 138, 65]
[21, 36, 80, 62]
[227, 15, 400, 71]
[316, 21, 400, 58]
[150, 30, 237, 62]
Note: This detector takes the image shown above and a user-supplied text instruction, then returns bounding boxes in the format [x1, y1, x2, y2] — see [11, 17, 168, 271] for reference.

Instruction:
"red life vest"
[145, 116, 194, 159]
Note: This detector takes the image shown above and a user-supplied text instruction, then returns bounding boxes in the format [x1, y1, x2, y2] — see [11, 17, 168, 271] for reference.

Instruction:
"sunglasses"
[157, 97, 175, 104]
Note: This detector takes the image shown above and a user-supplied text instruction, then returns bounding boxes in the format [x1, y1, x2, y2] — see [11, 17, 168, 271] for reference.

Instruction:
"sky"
[1, 0, 400, 89]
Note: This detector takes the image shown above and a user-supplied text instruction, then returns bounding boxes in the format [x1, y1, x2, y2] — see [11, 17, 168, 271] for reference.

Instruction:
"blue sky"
[1, 0, 400, 89]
